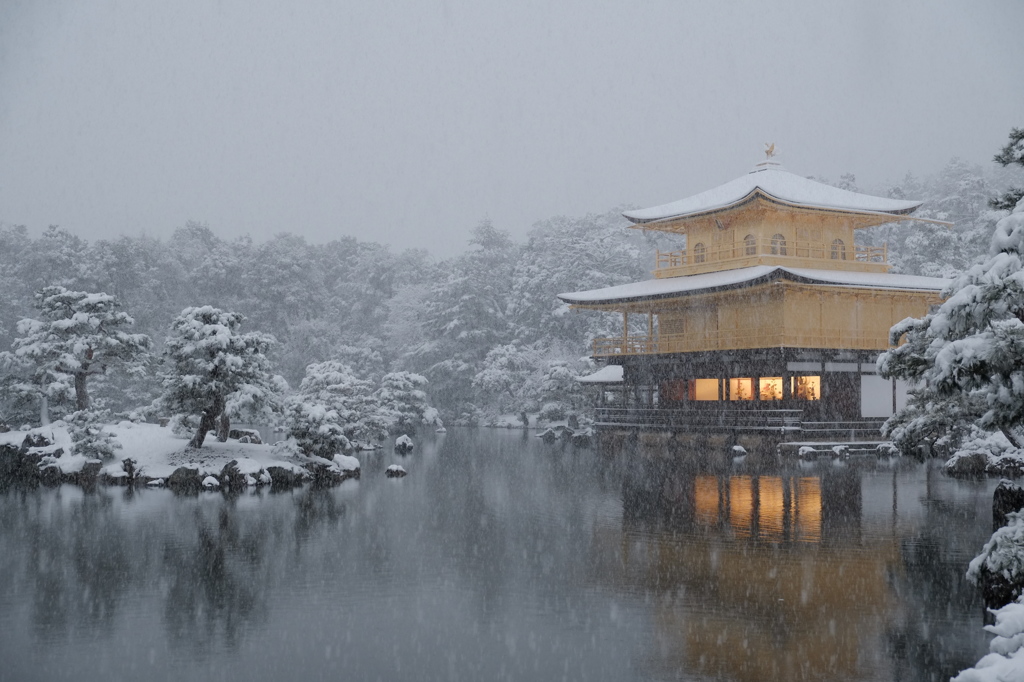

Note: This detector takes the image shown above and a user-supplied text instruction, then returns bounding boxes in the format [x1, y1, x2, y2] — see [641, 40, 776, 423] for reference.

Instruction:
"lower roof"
[577, 365, 624, 384]
[557, 266, 948, 306]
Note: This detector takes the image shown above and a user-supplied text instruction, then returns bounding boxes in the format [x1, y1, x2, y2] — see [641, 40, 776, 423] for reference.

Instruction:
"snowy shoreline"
[0, 421, 363, 491]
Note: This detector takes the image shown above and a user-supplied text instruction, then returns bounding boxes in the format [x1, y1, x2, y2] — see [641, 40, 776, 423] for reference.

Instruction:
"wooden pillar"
[623, 312, 629, 342]
[647, 312, 654, 339]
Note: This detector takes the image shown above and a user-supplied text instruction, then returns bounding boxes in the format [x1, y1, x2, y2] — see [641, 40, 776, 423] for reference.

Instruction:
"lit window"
[770, 233, 787, 255]
[729, 377, 754, 401]
[688, 378, 720, 401]
[830, 239, 847, 260]
[744, 234, 757, 256]
[759, 377, 783, 400]
[693, 242, 707, 263]
[791, 375, 820, 400]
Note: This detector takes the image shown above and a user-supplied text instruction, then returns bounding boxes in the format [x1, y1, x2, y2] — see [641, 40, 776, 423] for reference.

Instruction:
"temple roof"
[623, 165, 922, 225]
[558, 265, 947, 306]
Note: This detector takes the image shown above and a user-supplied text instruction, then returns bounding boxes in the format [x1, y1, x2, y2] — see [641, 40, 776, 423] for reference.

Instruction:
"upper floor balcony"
[654, 236, 887, 278]
[592, 327, 891, 357]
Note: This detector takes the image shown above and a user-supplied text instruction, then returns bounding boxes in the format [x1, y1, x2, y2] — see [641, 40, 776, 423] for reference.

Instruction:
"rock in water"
[167, 466, 202, 492]
[202, 476, 220, 489]
[395, 435, 414, 453]
[385, 464, 407, 478]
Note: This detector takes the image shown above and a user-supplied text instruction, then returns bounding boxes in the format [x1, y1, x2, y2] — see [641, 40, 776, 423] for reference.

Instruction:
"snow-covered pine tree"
[879, 197, 1024, 451]
[5, 287, 151, 417]
[161, 306, 279, 448]
[376, 371, 439, 432]
[991, 127, 1024, 211]
[297, 360, 388, 444]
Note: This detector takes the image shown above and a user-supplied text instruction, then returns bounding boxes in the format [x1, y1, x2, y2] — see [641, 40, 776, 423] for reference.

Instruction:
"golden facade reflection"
[795, 477, 823, 543]
[729, 476, 754, 538]
[759, 476, 785, 537]
[613, 468, 901, 682]
[694, 475, 719, 525]
[694, 474, 822, 542]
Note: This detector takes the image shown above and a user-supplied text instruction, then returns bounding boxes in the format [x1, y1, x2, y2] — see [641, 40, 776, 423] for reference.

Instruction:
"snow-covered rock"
[333, 454, 361, 473]
[968, 511, 1024, 608]
[385, 464, 407, 478]
[202, 475, 220, 489]
[395, 435, 414, 453]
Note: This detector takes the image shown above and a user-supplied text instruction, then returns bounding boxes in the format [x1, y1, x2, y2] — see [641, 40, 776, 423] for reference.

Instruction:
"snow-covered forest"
[0, 156, 1020, 435]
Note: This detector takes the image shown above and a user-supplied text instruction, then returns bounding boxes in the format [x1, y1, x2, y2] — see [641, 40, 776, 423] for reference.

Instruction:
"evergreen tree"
[991, 127, 1024, 211]
[5, 287, 151, 416]
[879, 198, 1024, 449]
[160, 306, 279, 448]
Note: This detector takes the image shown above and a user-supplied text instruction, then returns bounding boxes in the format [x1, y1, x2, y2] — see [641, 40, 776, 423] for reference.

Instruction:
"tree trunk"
[74, 371, 89, 411]
[1002, 426, 1024, 449]
[217, 412, 230, 442]
[189, 396, 225, 449]
[40, 395, 50, 426]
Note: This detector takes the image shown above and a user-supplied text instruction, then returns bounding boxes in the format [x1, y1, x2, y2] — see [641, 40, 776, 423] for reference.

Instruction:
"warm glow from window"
[791, 375, 820, 400]
[760, 477, 785, 540]
[694, 476, 719, 525]
[689, 378, 720, 401]
[759, 377, 783, 400]
[729, 378, 753, 401]
[729, 476, 753, 538]
[794, 477, 822, 543]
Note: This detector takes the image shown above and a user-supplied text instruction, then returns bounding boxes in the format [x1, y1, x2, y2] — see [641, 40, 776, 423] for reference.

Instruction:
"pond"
[0, 429, 998, 681]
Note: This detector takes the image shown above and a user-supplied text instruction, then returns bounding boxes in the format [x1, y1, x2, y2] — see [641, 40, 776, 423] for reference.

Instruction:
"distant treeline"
[0, 157, 1018, 423]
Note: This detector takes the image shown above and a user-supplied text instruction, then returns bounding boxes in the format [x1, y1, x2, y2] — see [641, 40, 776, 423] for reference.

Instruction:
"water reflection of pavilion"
[693, 474, 823, 542]
[609, 467, 900, 681]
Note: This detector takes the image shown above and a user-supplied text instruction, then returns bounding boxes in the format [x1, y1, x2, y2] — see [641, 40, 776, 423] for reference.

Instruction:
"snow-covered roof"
[577, 365, 624, 383]
[558, 266, 948, 305]
[624, 165, 922, 225]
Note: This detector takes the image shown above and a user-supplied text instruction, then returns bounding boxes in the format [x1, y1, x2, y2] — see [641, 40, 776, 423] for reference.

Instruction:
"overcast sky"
[1, 0, 1022, 254]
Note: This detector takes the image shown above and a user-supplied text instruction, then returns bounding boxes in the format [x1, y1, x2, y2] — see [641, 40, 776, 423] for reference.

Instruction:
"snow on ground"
[2, 421, 311, 481]
[953, 596, 1024, 681]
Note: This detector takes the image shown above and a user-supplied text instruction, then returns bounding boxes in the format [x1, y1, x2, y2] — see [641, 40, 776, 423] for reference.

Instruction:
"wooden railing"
[592, 328, 889, 356]
[595, 407, 803, 431]
[594, 408, 887, 437]
[655, 238, 887, 277]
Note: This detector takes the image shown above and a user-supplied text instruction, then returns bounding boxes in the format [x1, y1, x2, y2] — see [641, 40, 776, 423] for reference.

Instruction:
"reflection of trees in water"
[0, 484, 363, 656]
[884, 468, 993, 682]
[11, 489, 147, 641]
[161, 504, 267, 654]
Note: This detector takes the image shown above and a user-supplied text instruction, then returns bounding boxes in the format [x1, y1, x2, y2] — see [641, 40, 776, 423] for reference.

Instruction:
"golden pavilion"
[561, 151, 950, 437]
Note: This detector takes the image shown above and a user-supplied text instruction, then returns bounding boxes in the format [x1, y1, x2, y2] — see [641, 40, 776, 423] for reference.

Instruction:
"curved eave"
[558, 270, 781, 307]
[623, 188, 944, 228]
[557, 267, 946, 308]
